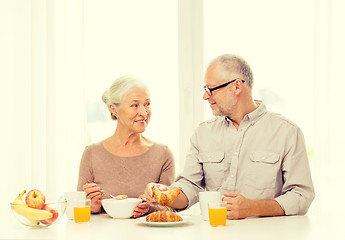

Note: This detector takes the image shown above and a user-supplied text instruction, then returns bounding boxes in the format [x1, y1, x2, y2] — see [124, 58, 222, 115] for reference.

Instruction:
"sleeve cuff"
[171, 180, 201, 209]
[274, 193, 300, 215]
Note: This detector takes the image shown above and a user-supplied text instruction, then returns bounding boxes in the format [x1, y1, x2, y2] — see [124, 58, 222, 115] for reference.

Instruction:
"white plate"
[135, 215, 193, 227]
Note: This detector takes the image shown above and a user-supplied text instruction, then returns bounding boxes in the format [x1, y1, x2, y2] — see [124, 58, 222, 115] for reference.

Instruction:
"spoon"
[100, 190, 115, 199]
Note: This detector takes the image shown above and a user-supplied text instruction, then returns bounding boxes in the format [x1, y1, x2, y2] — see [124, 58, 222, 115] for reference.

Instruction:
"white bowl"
[101, 198, 142, 219]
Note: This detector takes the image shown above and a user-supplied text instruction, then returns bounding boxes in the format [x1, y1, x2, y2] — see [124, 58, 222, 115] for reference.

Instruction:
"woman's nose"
[138, 106, 148, 116]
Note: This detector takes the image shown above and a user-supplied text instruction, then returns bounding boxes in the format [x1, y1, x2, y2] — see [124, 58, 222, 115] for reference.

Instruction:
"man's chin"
[212, 110, 222, 116]
[211, 108, 228, 117]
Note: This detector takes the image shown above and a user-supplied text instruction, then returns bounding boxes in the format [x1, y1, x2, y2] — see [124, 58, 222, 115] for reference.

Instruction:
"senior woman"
[77, 75, 175, 218]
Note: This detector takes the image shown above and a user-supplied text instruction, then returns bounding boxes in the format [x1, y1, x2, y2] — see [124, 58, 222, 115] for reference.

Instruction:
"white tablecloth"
[2, 205, 342, 240]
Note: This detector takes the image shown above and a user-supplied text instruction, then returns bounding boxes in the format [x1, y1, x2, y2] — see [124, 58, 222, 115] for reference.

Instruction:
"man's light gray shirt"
[172, 101, 315, 215]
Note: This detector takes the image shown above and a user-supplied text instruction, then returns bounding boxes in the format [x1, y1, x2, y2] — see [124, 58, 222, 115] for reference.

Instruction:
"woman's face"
[115, 87, 151, 134]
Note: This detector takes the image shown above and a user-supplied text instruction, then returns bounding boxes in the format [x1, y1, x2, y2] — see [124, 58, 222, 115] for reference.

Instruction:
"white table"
[1, 206, 343, 240]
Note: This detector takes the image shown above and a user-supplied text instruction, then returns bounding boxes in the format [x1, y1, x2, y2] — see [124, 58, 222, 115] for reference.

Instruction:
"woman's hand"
[82, 183, 104, 213]
[144, 183, 169, 206]
[133, 194, 150, 218]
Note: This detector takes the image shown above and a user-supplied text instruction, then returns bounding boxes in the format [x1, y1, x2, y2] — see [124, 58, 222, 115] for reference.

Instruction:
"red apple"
[40, 204, 59, 224]
[25, 189, 46, 209]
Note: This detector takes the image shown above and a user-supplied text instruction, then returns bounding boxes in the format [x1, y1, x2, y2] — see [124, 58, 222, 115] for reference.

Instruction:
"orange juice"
[208, 207, 227, 226]
[74, 206, 91, 223]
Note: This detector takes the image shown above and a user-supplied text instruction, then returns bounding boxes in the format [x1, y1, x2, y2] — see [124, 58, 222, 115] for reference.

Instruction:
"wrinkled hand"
[144, 183, 169, 206]
[223, 192, 253, 220]
[82, 183, 104, 213]
[133, 194, 149, 218]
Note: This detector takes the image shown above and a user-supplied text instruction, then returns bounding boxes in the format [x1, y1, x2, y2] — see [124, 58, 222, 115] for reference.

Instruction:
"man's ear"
[234, 79, 244, 95]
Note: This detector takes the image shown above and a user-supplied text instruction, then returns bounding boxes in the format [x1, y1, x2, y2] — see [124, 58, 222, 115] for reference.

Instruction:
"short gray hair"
[209, 54, 253, 89]
[102, 75, 148, 120]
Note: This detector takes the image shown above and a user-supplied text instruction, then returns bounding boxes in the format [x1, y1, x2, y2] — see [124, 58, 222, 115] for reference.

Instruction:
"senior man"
[145, 54, 315, 219]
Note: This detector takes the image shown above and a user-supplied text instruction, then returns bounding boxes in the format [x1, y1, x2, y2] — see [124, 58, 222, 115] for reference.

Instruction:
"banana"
[11, 190, 53, 225]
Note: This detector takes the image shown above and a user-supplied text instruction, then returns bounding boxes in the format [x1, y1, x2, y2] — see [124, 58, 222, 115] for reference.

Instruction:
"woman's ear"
[109, 104, 118, 118]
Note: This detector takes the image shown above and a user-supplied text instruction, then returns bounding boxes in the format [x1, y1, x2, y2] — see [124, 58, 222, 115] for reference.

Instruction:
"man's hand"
[223, 192, 253, 220]
[82, 183, 104, 213]
[144, 183, 169, 206]
[223, 192, 285, 219]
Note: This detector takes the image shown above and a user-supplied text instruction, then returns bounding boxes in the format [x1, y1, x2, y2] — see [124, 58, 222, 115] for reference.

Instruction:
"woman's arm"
[77, 147, 104, 213]
[157, 146, 176, 186]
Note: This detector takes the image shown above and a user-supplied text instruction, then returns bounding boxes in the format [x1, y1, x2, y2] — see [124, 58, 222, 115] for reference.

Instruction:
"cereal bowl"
[101, 198, 142, 219]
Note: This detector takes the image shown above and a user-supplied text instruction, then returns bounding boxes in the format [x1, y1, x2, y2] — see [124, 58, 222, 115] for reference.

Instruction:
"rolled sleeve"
[171, 177, 201, 208]
[275, 192, 309, 215]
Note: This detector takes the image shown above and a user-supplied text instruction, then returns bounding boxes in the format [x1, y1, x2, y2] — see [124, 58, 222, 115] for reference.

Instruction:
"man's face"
[203, 63, 237, 117]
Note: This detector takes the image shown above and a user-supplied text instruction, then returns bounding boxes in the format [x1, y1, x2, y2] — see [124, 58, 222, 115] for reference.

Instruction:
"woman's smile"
[135, 119, 147, 124]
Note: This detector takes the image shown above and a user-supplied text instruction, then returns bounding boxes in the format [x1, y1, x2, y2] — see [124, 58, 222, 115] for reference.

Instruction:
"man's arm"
[274, 127, 315, 215]
[223, 193, 285, 220]
[169, 191, 189, 210]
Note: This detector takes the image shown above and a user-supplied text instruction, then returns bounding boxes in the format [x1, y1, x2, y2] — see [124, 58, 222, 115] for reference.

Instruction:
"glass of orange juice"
[73, 199, 91, 223]
[208, 201, 227, 226]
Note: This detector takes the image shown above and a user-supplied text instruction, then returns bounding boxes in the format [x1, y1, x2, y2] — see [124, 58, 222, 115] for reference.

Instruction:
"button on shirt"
[172, 101, 315, 215]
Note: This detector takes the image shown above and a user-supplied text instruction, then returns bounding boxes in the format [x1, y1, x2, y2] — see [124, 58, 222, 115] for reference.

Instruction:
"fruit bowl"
[10, 190, 67, 228]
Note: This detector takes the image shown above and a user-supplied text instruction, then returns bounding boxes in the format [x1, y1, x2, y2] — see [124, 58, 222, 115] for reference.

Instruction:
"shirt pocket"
[198, 152, 225, 190]
[246, 151, 280, 190]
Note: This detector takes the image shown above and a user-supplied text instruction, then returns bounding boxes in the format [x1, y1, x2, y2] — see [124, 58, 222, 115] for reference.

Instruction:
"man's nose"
[203, 91, 210, 100]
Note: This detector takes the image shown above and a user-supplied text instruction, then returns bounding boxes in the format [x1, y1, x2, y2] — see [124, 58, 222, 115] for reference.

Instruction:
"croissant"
[152, 186, 182, 206]
[146, 210, 183, 222]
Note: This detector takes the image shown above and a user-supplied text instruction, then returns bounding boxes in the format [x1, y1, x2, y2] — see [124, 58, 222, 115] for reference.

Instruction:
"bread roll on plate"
[146, 210, 183, 222]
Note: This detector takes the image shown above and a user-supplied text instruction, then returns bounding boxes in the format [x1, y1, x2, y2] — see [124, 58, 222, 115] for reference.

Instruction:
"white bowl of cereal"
[101, 198, 142, 219]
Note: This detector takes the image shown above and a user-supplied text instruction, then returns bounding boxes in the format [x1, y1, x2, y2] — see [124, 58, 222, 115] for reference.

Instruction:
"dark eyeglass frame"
[204, 79, 245, 96]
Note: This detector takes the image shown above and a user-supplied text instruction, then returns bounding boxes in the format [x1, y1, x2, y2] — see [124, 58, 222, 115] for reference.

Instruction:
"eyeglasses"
[204, 79, 245, 96]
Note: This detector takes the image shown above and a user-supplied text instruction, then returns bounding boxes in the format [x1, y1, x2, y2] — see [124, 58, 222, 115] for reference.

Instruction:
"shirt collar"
[224, 100, 267, 126]
[245, 100, 267, 125]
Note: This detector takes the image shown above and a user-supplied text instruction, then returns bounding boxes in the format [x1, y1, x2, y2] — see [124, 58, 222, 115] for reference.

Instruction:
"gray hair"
[102, 75, 148, 120]
[209, 54, 253, 89]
